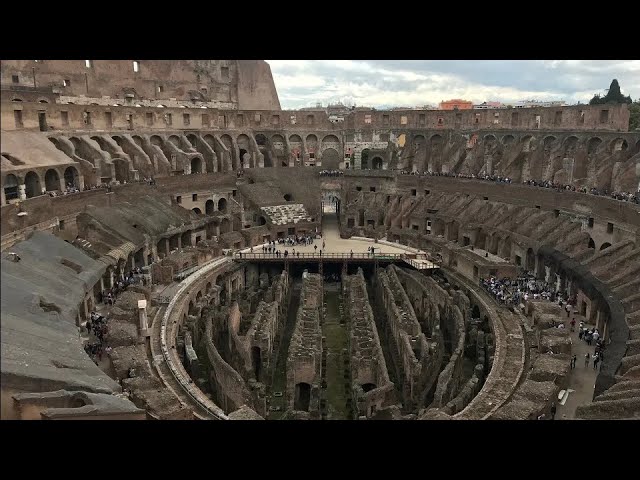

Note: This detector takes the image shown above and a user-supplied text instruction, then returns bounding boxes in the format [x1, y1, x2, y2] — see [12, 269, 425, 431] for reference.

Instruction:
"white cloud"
[265, 60, 640, 109]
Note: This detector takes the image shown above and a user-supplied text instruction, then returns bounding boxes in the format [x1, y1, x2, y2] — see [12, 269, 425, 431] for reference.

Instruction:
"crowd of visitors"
[84, 311, 112, 365]
[480, 272, 576, 311]
[319, 170, 343, 177]
[394, 168, 638, 204]
[101, 267, 145, 305]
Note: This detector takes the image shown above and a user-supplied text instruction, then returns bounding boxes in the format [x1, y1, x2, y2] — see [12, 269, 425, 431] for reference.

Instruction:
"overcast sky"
[266, 60, 640, 110]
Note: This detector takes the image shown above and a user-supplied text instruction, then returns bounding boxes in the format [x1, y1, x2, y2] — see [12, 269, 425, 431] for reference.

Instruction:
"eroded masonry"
[1, 60, 639, 420]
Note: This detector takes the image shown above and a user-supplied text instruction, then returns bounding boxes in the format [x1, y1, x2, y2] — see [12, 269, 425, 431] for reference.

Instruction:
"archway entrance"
[294, 382, 311, 411]
[218, 198, 227, 212]
[3, 174, 19, 201]
[113, 159, 129, 183]
[371, 156, 383, 170]
[191, 156, 203, 174]
[64, 166, 79, 189]
[322, 148, 340, 169]
[205, 199, 214, 215]
[24, 171, 41, 198]
[44, 169, 60, 192]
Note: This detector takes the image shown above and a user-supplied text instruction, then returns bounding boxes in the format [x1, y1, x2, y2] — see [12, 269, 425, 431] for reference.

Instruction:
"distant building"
[514, 99, 566, 108]
[474, 101, 504, 109]
[439, 99, 473, 110]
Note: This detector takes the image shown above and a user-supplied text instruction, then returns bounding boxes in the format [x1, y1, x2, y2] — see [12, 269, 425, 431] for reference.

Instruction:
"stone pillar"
[78, 175, 85, 190]
[165, 239, 170, 257]
[131, 254, 136, 270]
[1, 187, 6, 206]
[18, 184, 26, 201]
[109, 269, 115, 288]
[138, 299, 150, 337]
[100, 277, 105, 293]
[177, 236, 182, 250]
[60, 176, 66, 192]
[142, 249, 150, 266]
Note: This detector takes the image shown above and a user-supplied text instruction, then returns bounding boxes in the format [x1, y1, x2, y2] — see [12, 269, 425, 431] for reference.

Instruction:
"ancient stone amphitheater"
[1, 60, 639, 420]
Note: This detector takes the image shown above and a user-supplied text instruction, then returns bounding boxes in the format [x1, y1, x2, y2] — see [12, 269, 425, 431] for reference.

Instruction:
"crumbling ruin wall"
[204, 316, 252, 414]
[345, 268, 394, 418]
[376, 266, 429, 409]
[227, 302, 252, 379]
[286, 274, 323, 416]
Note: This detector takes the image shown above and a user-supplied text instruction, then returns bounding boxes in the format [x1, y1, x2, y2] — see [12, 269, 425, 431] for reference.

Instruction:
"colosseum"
[1, 60, 639, 420]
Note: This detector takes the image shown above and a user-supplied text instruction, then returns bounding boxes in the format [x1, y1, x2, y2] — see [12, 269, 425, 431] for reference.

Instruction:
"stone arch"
[192, 207, 202, 214]
[271, 134, 285, 144]
[526, 247, 535, 270]
[150, 135, 163, 147]
[563, 136, 579, 155]
[191, 156, 203, 174]
[181, 230, 191, 247]
[610, 138, 628, 153]
[205, 199, 214, 215]
[322, 148, 340, 169]
[587, 137, 602, 155]
[543, 135, 557, 147]
[24, 171, 42, 198]
[588, 238, 595, 249]
[294, 382, 311, 411]
[44, 169, 60, 192]
[3, 173, 19, 201]
[371, 156, 383, 169]
[521, 135, 534, 152]
[289, 134, 302, 143]
[502, 134, 515, 146]
[600, 242, 611, 251]
[220, 217, 231, 234]
[206, 282, 212, 294]
[360, 149, 370, 169]
[64, 166, 80, 188]
[257, 215, 266, 226]
[322, 134, 340, 144]
[306, 134, 318, 143]
[255, 133, 267, 146]
[484, 134, 497, 143]
[113, 158, 129, 182]
[167, 135, 181, 147]
[187, 134, 198, 148]
[283, 193, 293, 201]
[218, 197, 227, 212]
[220, 134, 233, 149]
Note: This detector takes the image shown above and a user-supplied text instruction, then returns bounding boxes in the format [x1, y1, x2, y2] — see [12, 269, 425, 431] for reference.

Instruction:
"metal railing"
[233, 252, 406, 260]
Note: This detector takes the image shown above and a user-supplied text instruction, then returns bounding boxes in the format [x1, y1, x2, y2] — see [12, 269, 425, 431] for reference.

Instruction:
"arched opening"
[187, 134, 198, 148]
[196, 291, 202, 303]
[471, 305, 481, 320]
[3, 174, 19, 201]
[216, 276, 226, 306]
[361, 383, 376, 393]
[322, 134, 340, 145]
[255, 134, 267, 146]
[587, 137, 602, 155]
[371, 156, 383, 170]
[113, 159, 129, 183]
[220, 218, 231, 234]
[526, 247, 535, 270]
[294, 382, 311, 411]
[588, 238, 595, 249]
[191, 156, 203, 174]
[24, 171, 42, 198]
[44, 169, 60, 192]
[600, 242, 611, 251]
[283, 193, 293, 201]
[502, 134, 515, 146]
[206, 282, 212, 294]
[64, 166, 79, 189]
[321, 148, 340, 170]
[181, 231, 191, 247]
[205, 199, 214, 215]
[167, 135, 181, 147]
[257, 216, 266, 226]
[252, 346, 262, 381]
[192, 207, 202, 214]
[360, 149, 370, 169]
[218, 198, 227, 212]
[239, 149, 248, 166]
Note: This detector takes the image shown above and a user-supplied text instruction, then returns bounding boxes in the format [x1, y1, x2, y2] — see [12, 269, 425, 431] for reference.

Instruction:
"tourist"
[593, 353, 600, 370]
[584, 352, 590, 367]
[570, 318, 576, 332]
[571, 355, 577, 369]
[550, 402, 557, 420]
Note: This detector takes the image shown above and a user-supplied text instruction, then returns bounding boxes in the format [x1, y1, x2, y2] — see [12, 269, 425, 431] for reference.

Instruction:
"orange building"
[439, 99, 473, 110]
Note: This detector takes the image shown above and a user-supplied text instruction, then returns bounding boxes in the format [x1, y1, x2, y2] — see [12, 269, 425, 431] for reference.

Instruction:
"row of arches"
[3, 166, 80, 200]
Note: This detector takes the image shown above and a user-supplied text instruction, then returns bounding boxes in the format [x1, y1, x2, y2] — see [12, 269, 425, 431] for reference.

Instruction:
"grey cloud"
[268, 60, 640, 109]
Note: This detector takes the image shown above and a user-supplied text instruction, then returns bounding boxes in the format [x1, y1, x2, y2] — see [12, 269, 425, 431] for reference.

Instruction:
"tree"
[589, 79, 633, 105]
[629, 100, 640, 131]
